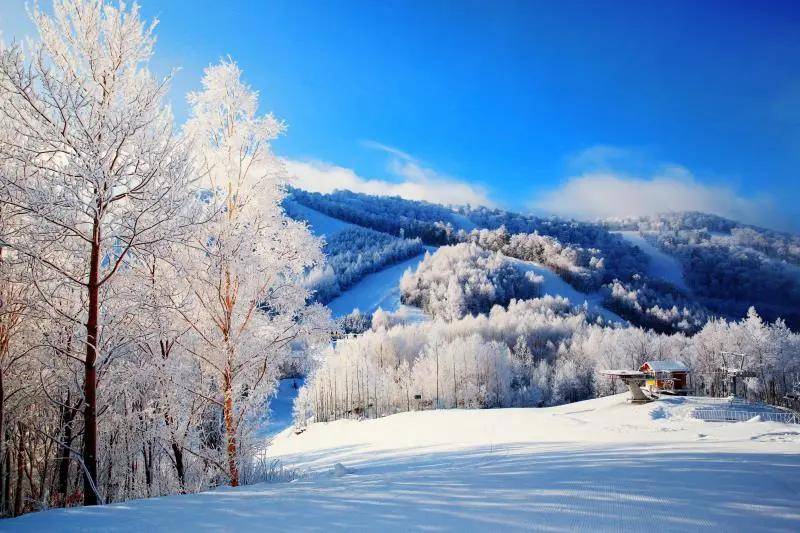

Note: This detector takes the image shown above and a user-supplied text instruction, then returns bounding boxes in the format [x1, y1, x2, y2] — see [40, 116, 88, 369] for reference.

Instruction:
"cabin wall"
[646, 372, 688, 391]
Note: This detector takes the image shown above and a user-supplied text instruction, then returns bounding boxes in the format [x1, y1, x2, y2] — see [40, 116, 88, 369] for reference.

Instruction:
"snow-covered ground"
[9, 395, 799, 531]
[615, 231, 688, 290]
[257, 378, 305, 438]
[285, 200, 356, 237]
[326, 250, 431, 317]
[510, 257, 624, 323]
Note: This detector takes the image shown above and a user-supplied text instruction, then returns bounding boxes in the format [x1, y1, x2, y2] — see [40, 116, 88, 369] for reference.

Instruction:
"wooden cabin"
[639, 360, 689, 394]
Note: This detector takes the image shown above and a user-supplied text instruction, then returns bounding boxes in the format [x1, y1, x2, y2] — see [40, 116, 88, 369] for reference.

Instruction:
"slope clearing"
[284, 199, 356, 237]
[509, 257, 624, 323]
[326, 250, 429, 317]
[615, 230, 688, 291]
[9, 395, 799, 531]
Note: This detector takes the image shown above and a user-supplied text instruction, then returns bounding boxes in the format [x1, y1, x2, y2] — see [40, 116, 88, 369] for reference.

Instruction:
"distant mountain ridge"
[285, 187, 800, 331]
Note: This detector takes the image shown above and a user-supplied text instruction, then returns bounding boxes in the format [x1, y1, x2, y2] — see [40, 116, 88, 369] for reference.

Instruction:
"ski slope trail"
[326, 249, 431, 317]
[255, 378, 305, 439]
[615, 231, 688, 291]
[284, 199, 356, 237]
[9, 395, 799, 532]
[284, 201, 431, 318]
[509, 257, 624, 323]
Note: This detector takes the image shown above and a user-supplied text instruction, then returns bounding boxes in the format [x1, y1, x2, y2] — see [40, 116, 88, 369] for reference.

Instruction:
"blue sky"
[1, 0, 799, 231]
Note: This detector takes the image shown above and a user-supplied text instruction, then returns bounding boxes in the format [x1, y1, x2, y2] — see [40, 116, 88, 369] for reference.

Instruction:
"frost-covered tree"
[288, 188, 458, 244]
[400, 243, 542, 320]
[0, 0, 192, 505]
[295, 224, 423, 303]
[602, 275, 711, 333]
[338, 309, 372, 335]
[298, 297, 800, 424]
[180, 60, 331, 486]
[463, 227, 605, 291]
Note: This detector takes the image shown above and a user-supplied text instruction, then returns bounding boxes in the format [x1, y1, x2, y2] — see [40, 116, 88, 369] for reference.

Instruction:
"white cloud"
[533, 146, 790, 230]
[565, 144, 634, 172]
[284, 141, 494, 207]
[359, 139, 415, 161]
[534, 171, 770, 223]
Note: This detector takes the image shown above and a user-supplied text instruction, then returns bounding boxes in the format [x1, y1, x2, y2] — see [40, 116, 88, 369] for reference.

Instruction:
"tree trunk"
[142, 444, 152, 494]
[83, 221, 101, 506]
[13, 423, 24, 516]
[57, 403, 74, 503]
[0, 453, 4, 516]
[0, 368, 5, 515]
[164, 411, 187, 493]
[222, 371, 239, 487]
[2, 437, 10, 516]
[171, 440, 186, 493]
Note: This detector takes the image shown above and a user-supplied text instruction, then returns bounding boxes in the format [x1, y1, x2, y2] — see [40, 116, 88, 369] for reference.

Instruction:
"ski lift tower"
[718, 351, 757, 398]
[601, 369, 654, 403]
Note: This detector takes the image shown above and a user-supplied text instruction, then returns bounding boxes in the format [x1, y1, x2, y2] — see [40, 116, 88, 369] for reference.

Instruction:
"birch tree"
[0, 0, 192, 505]
[181, 60, 330, 486]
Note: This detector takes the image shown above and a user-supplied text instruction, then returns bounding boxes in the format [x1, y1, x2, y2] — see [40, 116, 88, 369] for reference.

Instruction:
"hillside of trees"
[602, 275, 711, 333]
[604, 213, 800, 327]
[291, 189, 800, 331]
[399, 243, 543, 320]
[288, 188, 459, 244]
[460, 227, 605, 291]
[605, 212, 800, 267]
[296, 300, 800, 425]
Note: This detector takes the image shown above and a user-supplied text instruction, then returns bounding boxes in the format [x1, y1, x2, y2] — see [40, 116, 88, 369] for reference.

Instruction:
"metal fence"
[693, 408, 799, 424]
[690, 370, 800, 411]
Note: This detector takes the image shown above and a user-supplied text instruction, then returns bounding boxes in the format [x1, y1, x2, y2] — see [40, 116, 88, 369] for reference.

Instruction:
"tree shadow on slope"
[6, 444, 800, 532]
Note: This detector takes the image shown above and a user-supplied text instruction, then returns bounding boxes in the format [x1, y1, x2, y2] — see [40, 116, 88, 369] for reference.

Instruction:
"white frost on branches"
[400, 243, 542, 320]
[179, 59, 332, 486]
[0, 1, 333, 514]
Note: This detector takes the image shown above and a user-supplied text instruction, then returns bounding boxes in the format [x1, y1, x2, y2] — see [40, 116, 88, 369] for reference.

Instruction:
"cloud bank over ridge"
[532, 146, 792, 231]
[284, 141, 494, 208]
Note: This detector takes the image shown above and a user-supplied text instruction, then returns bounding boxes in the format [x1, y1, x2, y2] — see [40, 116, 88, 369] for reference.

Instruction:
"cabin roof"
[601, 369, 647, 378]
[640, 360, 688, 373]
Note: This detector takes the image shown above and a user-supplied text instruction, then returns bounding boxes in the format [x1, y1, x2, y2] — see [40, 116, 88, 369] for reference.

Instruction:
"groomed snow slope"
[9, 395, 799, 532]
[509, 257, 624, 323]
[284, 199, 356, 237]
[326, 249, 431, 317]
[254, 378, 304, 438]
[615, 231, 688, 291]
[285, 201, 430, 318]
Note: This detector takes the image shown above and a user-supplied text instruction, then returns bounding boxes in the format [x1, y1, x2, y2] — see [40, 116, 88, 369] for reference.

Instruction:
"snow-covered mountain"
[285, 188, 800, 333]
[285, 189, 800, 451]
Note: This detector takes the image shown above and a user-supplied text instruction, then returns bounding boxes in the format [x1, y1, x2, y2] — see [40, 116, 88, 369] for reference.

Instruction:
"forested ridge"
[289, 188, 800, 331]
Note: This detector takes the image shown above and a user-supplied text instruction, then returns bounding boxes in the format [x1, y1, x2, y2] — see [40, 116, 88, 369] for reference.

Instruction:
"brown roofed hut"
[639, 361, 690, 395]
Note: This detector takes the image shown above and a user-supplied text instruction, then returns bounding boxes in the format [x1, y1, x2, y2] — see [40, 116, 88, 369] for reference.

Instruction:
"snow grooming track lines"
[5, 394, 800, 531]
[258, 395, 800, 532]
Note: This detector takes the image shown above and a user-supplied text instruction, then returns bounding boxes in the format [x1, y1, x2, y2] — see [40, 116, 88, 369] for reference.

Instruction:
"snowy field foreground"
[6, 395, 800, 531]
